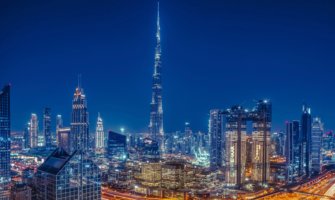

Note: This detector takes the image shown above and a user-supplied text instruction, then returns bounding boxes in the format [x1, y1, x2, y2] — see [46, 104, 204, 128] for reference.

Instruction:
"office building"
[251, 100, 271, 184]
[36, 148, 101, 200]
[57, 127, 71, 154]
[43, 107, 52, 148]
[23, 122, 30, 149]
[209, 109, 224, 169]
[311, 117, 323, 174]
[107, 131, 127, 160]
[70, 83, 89, 153]
[29, 113, 38, 148]
[225, 106, 247, 187]
[301, 104, 312, 177]
[0, 84, 11, 200]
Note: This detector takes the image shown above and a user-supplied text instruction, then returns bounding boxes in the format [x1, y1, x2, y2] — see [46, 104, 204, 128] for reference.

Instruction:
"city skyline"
[1, 0, 335, 133]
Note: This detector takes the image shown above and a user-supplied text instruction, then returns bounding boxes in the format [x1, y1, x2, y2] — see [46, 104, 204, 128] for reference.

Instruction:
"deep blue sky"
[1, 0, 335, 133]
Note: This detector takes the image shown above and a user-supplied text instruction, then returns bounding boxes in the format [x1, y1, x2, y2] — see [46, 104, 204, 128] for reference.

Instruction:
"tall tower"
[29, 113, 39, 148]
[70, 78, 89, 153]
[0, 84, 11, 200]
[209, 109, 224, 169]
[225, 106, 247, 187]
[23, 122, 31, 149]
[95, 113, 104, 149]
[251, 100, 271, 185]
[311, 117, 323, 174]
[149, 2, 164, 153]
[56, 114, 63, 145]
[301, 104, 312, 177]
[43, 107, 52, 148]
[286, 120, 302, 182]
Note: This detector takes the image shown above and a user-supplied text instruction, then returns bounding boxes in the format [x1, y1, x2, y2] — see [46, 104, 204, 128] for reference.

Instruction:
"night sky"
[1, 0, 335, 133]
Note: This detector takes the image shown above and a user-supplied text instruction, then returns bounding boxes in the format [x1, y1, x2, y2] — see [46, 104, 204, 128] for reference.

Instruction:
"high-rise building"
[56, 114, 63, 145]
[285, 121, 302, 182]
[57, 127, 71, 154]
[301, 104, 312, 177]
[29, 113, 38, 148]
[36, 80, 101, 200]
[36, 148, 101, 200]
[95, 113, 104, 149]
[286, 121, 294, 183]
[209, 109, 224, 169]
[106, 131, 127, 161]
[184, 122, 193, 155]
[291, 120, 303, 176]
[70, 84, 89, 153]
[0, 84, 11, 200]
[148, 2, 164, 153]
[311, 117, 323, 174]
[224, 100, 271, 187]
[251, 100, 271, 184]
[225, 106, 247, 187]
[139, 137, 160, 162]
[43, 107, 52, 148]
[23, 122, 30, 149]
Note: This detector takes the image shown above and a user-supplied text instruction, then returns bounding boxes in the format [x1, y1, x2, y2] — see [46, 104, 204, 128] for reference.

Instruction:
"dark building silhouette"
[107, 131, 127, 160]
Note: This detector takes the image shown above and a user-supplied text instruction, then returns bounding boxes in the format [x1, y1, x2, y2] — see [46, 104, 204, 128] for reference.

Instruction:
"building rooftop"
[38, 148, 73, 175]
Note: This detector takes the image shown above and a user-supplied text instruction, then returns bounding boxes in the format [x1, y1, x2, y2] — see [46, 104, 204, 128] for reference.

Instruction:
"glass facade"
[70, 87, 89, 154]
[43, 107, 52, 148]
[301, 105, 312, 177]
[107, 131, 127, 160]
[311, 117, 323, 174]
[0, 84, 11, 200]
[36, 148, 101, 200]
[209, 109, 224, 169]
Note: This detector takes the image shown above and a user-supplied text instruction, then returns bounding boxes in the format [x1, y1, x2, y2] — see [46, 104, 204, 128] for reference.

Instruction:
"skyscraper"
[106, 131, 127, 161]
[225, 106, 247, 187]
[292, 120, 303, 176]
[209, 109, 224, 169]
[224, 100, 271, 187]
[56, 114, 63, 145]
[95, 113, 104, 149]
[311, 117, 323, 174]
[36, 81, 101, 200]
[57, 127, 71, 154]
[23, 122, 30, 149]
[149, 2, 164, 153]
[70, 83, 89, 153]
[286, 120, 302, 182]
[43, 107, 52, 148]
[301, 104, 312, 177]
[184, 122, 193, 155]
[0, 84, 11, 200]
[36, 148, 101, 200]
[29, 113, 38, 148]
[286, 121, 294, 183]
[251, 100, 271, 184]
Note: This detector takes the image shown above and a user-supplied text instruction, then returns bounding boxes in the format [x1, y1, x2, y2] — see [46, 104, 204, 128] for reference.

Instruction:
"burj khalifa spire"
[149, 2, 164, 153]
